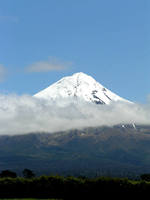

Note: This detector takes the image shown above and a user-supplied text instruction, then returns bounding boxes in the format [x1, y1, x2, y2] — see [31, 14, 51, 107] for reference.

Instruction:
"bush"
[22, 168, 35, 178]
[140, 174, 150, 181]
[0, 170, 17, 178]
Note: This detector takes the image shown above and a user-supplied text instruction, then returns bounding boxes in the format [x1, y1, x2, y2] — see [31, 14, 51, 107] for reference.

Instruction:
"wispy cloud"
[0, 16, 19, 23]
[26, 58, 72, 73]
[0, 64, 7, 82]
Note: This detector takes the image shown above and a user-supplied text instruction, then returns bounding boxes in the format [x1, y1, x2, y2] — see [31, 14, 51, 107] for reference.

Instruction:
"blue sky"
[0, 0, 149, 103]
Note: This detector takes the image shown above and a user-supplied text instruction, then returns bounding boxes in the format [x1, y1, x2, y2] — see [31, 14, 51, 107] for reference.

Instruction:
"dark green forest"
[0, 170, 150, 199]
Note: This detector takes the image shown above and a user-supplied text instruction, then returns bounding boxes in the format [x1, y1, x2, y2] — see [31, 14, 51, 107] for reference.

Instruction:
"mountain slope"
[34, 72, 129, 105]
[0, 125, 150, 176]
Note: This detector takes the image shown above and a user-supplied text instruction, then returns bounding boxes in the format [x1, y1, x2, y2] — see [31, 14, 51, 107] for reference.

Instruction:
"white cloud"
[0, 94, 150, 135]
[0, 64, 7, 82]
[26, 58, 72, 73]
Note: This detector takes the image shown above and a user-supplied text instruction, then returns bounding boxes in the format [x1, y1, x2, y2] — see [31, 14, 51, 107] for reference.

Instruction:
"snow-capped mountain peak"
[34, 72, 129, 104]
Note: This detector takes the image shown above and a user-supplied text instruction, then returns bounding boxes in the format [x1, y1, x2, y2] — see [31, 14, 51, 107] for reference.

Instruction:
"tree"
[0, 170, 17, 178]
[140, 174, 150, 181]
[22, 168, 35, 178]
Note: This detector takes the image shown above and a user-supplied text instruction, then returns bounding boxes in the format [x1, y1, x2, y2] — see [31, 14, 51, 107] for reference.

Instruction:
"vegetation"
[140, 173, 150, 181]
[0, 170, 17, 178]
[0, 169, 149, 198]
[22, 169, 35, 179]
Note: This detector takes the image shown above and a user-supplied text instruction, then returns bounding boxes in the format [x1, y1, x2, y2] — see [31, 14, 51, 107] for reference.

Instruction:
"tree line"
[0, 168, 35, 179]
[0, 171, 150, 198]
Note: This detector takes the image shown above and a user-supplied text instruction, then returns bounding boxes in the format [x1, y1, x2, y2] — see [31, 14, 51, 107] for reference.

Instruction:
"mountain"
[0, 73, 143, 177]
[34, 72, 129, 105]
[1, 125, 150, 177]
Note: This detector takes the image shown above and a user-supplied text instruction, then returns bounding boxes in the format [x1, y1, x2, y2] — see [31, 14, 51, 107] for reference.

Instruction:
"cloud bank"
[0, 94, 150, 135]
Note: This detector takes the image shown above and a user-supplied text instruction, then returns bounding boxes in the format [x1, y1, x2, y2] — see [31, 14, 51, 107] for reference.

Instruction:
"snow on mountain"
[34, 72, 129, 105]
